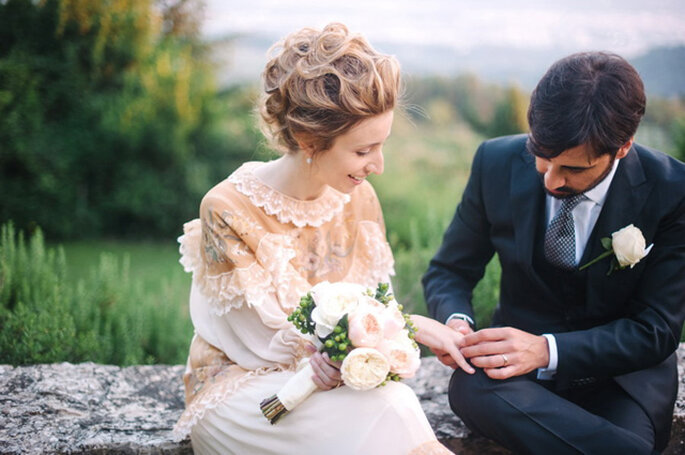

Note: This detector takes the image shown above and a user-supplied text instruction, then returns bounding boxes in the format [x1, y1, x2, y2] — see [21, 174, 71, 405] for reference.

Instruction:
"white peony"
[611, 224, 651, 268]
[310, 281, 365, 338]
[348, 307, 385, 348]
[381, 299, 407, 339]
[340, 347, 390, 391]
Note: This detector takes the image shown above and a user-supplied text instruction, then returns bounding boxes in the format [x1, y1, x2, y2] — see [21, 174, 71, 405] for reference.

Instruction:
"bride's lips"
[349, 175, 365, 185]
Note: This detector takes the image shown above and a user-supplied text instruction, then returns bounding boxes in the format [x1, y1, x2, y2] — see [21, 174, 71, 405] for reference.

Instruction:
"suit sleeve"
[422, 142, 496, 325]
[554, 196, 685, 388]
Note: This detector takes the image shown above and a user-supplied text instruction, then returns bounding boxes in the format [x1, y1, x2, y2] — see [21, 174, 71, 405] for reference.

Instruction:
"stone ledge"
[2, 346, 685, 454]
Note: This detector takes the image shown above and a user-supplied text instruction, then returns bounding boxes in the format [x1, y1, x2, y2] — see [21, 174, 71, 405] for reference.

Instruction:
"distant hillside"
[214, 35, 685, 97]
[630, 46, 685, 97]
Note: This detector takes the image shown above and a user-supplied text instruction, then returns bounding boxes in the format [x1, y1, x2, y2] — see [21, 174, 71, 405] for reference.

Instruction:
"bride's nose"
[366, 150, 384, 175]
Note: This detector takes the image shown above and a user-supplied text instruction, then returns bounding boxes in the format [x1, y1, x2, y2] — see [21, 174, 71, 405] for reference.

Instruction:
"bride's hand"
[309, 351, 343, 390]
[410, 314, 475, 374]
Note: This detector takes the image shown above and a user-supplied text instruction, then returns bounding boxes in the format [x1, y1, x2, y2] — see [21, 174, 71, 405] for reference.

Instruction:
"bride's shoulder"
[200, 162, 261, 213]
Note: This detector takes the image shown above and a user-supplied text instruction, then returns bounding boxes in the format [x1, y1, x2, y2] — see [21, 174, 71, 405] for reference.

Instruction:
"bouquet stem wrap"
[260, 360, 318, 424]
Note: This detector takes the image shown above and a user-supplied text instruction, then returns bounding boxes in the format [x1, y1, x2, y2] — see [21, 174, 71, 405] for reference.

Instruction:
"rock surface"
[2, 346, 685, 454]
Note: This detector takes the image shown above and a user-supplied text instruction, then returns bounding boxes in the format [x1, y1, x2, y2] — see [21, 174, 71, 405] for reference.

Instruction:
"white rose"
[377, 329, 421, 379]
[611, 224, 650, 268]
[310, 281, 365, 338]
[340, 347, 390, 391]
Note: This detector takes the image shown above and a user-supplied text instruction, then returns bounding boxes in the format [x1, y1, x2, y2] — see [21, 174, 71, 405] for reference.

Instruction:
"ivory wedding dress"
[172, 162, 451, 455]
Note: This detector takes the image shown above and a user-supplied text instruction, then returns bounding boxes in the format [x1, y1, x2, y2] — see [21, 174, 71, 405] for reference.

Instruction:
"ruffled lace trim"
[178, 213, 394, 315]
[171, 364, 290, 441]
[179, 219, 274, 315]
[229, 162, 351, 228]
[257, 233, 311, 311]
[344, 221, 396, 287]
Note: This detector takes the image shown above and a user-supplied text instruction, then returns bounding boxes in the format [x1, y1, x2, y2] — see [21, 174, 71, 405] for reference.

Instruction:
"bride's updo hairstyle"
[259, 23, 401, 155]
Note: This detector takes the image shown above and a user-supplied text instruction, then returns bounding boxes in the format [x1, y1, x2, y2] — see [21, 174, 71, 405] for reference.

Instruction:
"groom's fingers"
[460, 327, 510, 347]
[484, 366, 517, 380]
[469, 353, 512, 369]
[460, 340, 508, 359]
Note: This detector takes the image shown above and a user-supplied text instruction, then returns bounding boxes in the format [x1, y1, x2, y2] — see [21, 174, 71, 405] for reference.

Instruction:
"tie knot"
[559, 194, 586, 213]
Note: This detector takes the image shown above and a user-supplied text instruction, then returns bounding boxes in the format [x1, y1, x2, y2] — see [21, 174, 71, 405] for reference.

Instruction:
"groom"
[423, 51, 685, 454]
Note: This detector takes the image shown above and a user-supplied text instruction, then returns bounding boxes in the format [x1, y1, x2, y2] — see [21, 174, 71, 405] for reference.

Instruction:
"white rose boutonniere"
[579, 224, 654, 275]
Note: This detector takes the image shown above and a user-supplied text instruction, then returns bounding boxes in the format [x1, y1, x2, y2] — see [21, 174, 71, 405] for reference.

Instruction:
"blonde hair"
[259, 23, 401, 155]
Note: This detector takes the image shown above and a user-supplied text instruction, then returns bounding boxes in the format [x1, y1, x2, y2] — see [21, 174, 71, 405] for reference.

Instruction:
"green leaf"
[601, 237, 613, 251]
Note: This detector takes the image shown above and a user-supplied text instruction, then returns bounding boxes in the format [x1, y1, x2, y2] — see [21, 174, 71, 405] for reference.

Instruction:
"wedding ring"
[501, 354, 509, 367]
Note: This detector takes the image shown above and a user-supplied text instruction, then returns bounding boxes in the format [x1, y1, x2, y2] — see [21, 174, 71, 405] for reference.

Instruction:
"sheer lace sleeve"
[179, 186, 312, 370]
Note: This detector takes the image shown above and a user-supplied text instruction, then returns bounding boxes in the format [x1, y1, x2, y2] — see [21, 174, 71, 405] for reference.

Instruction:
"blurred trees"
[0, 0, 259, 239]
[404, 74, 529, 138]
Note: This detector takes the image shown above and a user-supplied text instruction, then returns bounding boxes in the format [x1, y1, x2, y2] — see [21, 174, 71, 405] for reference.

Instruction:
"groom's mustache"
[536, 173, 577, 198]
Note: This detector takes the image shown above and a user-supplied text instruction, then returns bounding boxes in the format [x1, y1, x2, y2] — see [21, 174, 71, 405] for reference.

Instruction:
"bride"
[173, 23, 466, 455]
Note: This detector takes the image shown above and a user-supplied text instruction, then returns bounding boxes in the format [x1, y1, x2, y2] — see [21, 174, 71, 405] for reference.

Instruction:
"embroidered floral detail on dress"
[229, 162, 351, 228]
[179, 219, 274, 315]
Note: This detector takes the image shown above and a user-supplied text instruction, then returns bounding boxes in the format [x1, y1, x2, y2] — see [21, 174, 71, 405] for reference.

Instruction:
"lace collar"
[229, 162, 351, 228]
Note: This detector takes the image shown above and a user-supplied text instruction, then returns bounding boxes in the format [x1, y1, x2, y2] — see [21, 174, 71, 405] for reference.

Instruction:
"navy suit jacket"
[423, 134, 685, 450]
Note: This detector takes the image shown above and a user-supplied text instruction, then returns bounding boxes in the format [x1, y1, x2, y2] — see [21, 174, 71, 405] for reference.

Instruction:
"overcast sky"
[203, 0, 685, 57]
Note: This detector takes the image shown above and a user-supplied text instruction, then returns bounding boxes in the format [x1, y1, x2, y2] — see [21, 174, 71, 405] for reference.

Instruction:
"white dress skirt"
[190, 369, 446, 455]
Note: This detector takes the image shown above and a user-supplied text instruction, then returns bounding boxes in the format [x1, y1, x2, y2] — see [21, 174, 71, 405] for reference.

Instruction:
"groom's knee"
[448, 369, 499, 423]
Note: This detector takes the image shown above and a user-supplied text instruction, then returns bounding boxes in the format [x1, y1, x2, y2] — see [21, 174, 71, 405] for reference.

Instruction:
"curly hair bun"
[259, 23, 401, 155]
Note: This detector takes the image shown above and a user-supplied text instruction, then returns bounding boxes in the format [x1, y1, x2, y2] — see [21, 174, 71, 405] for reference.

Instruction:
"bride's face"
[309, 110, 394, 194]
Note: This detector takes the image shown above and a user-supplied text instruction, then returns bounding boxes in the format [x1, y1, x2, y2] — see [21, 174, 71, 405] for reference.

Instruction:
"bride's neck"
[254, 153, 325, 201]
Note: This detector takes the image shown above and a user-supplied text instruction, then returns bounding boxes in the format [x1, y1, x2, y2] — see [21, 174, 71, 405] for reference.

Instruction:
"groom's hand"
[447, 318, 474, 336]
[459, 327, 549, 380]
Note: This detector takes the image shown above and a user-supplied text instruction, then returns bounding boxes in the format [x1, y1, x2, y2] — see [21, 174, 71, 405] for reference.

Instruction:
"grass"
[58, 239, 190, 299]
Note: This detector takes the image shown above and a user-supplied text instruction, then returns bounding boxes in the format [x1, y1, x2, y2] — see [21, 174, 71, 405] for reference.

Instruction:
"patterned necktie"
[544, 194, 586, 270]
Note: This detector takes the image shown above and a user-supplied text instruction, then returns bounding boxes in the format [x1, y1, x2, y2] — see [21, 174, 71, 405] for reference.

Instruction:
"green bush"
[0, 223, 192, 365]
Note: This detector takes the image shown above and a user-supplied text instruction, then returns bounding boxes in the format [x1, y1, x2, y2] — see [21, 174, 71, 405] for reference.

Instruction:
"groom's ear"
[615, 138, 634, 160]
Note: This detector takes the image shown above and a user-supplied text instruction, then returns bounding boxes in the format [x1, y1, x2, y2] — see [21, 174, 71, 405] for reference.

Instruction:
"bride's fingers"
[310, 352, 339, 388]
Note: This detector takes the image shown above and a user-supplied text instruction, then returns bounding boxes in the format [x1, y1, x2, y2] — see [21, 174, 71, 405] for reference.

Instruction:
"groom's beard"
[539, 156, 615, 199]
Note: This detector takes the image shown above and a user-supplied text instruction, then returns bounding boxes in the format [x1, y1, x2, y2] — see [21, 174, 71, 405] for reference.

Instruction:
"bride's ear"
[293, 132, 316, 155]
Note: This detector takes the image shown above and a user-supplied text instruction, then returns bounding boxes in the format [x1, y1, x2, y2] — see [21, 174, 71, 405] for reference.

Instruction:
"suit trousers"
[449, 369, 657, 454]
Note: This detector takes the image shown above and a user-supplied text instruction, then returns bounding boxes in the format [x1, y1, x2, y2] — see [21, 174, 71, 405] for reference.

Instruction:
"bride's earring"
[306, 156, 312, 165]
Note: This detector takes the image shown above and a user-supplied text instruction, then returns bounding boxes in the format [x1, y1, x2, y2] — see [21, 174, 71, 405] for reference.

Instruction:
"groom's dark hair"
[526, 51, 645, 159]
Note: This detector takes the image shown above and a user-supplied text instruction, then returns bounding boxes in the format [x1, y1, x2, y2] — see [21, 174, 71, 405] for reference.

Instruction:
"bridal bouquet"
[260, 281, 420, 424]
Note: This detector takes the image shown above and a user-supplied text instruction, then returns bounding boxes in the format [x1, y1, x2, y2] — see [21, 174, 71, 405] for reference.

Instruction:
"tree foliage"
[404, 74, 528, 137]
[0, 0, 259, 239]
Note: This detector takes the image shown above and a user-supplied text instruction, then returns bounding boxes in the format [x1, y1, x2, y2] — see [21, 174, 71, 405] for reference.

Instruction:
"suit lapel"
[580, 147, 651, 269]
[580, 148, 652, 290]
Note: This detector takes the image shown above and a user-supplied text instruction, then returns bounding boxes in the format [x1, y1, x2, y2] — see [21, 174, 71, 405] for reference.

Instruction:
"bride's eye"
[356, 149, 370, 157]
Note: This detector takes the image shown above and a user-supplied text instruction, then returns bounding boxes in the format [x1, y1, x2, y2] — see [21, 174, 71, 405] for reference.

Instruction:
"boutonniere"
[579, 224, 653, 276]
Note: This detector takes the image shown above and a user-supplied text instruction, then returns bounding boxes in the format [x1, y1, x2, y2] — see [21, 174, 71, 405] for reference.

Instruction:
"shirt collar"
[583, 158, 620, 206]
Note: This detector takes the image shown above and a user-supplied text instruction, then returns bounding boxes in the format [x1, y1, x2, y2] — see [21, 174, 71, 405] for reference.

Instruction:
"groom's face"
[534, 143, 617, 198]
